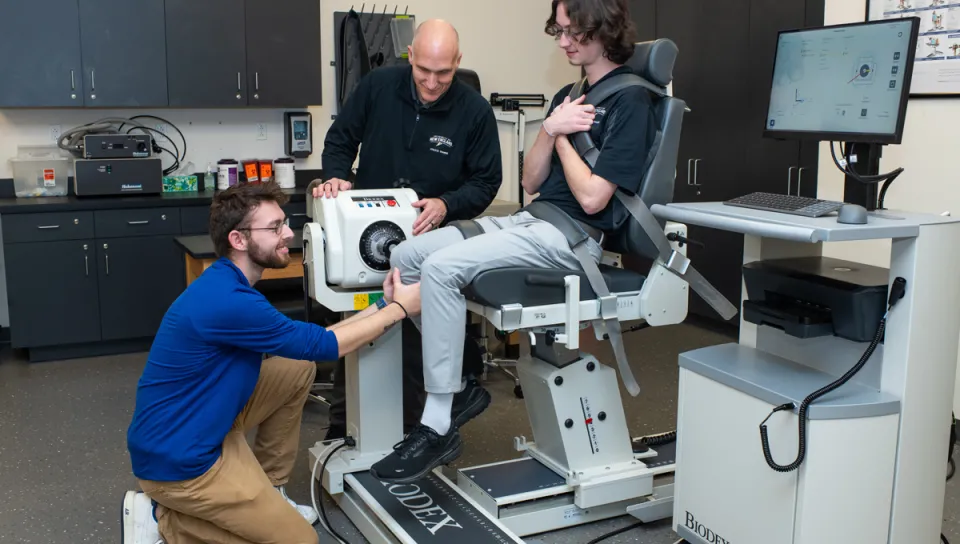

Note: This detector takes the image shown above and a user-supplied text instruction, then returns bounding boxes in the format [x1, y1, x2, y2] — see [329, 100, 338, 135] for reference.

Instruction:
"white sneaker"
[277, 485, 319, 525]
[122, 490, 163, 544]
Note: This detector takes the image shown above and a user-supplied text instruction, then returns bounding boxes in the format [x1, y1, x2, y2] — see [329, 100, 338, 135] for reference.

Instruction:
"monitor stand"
[843, 142, 883, 211]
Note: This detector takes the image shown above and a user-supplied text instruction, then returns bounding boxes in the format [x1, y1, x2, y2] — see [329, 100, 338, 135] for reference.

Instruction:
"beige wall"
[821, 0, 960, 411]
[0, 0, 580, 205]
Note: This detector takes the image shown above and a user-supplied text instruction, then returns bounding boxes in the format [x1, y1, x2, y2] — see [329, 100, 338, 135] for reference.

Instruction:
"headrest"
[456, 68, 481, 94]
[625, 39, 678, 88]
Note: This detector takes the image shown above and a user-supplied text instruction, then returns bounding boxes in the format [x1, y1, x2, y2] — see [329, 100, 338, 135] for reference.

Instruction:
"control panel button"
[387, 200, 396, 207]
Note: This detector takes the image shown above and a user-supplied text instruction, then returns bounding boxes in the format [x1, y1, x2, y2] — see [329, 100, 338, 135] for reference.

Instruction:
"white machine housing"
[314, 188, 419, 289]
[654, 201, 960, 544]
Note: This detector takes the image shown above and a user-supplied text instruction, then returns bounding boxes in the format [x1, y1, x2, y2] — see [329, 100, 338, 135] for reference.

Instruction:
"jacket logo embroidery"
[428, 135, 453, 156]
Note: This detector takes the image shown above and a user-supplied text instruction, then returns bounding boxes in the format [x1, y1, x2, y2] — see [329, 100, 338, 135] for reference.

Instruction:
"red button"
[388, 200, 396, 207]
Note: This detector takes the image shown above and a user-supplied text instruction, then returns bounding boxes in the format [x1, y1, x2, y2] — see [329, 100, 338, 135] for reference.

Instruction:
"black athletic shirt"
[533, 66, 656, 232]
[322, 65, 502, 223]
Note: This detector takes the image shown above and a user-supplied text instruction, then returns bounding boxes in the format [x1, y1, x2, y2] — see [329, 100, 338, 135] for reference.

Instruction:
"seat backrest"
[603, 39, 685, 260]
[456, 68, 481, 95]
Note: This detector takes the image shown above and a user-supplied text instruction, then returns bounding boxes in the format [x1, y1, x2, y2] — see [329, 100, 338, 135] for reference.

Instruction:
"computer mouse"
[837, 204, 868, 225]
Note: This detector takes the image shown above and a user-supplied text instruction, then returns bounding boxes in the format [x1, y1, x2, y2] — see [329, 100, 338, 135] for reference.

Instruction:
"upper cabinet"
[78, 0, 169, 108]
[0, 0, 323, 108]
[0, 0, 85, 107]
[165, 0, 249, 107]
[244, 0, 323, 108]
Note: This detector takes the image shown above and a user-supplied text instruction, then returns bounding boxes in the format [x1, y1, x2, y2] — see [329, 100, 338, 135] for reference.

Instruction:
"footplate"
[347, 469, 523, 543]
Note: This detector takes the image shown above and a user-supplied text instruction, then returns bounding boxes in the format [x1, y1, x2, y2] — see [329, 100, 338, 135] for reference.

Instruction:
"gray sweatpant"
[390, 211, 604, 394]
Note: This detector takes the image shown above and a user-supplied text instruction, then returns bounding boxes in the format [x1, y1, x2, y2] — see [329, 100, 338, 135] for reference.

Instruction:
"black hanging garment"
[337, 9, 371, 110]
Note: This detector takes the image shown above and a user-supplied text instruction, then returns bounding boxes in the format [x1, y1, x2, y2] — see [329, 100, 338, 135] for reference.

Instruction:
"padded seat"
[462, 265, 646, 308]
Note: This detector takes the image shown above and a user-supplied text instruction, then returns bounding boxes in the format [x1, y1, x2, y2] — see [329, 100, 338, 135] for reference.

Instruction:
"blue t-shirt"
[126, 258, 339, 482]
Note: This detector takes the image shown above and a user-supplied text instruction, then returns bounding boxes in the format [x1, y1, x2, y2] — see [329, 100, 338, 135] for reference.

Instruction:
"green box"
[162, 175, 198, 193]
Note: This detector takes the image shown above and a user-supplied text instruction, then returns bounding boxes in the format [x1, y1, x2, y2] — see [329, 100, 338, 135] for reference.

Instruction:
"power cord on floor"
[942, 533, 949, 544]
[311, 437, 355, 544]
[586, 520, 645, 544]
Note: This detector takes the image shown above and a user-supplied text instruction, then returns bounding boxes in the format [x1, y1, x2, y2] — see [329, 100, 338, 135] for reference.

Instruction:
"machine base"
[333, 469, 523, 544]
[455, 444, 677, 537]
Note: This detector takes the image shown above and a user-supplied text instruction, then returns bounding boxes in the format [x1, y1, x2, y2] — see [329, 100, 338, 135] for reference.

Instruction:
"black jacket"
[322, 65, 502, 222]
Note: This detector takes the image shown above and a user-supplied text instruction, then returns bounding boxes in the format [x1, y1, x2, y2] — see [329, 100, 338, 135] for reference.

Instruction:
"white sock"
[421, 392, 454, 435]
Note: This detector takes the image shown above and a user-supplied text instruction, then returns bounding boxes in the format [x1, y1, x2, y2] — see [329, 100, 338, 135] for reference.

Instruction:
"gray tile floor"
[1, 321, 958, 544]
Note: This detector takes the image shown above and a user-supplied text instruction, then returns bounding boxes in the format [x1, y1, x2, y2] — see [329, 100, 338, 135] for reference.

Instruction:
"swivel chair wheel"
[514, 384, 524, 399]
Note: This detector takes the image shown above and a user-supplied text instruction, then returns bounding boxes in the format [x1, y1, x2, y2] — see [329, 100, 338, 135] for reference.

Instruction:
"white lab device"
[313, 188, 418, 289]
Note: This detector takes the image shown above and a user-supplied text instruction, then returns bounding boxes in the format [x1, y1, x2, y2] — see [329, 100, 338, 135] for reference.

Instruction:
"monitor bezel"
[761, 16, 920, 145]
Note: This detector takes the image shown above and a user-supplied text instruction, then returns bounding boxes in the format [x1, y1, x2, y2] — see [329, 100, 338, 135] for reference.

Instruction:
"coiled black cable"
[639, 430, 677, 447]
[760, 277, 906, 472]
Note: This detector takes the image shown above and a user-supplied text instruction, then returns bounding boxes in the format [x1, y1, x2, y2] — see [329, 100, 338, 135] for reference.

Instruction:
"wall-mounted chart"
[867, 0, 960, 96]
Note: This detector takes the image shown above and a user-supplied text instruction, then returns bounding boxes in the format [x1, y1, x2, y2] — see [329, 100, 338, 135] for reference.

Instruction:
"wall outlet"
[49, 124, 61, 143]
[154, 123, 170, 145]
[256, 123, 267, 141]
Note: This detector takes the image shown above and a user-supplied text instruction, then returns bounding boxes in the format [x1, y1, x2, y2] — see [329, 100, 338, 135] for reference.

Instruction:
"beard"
[249, 239, 291, 269]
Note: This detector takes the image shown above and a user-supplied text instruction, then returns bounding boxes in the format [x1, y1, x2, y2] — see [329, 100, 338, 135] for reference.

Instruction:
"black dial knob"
[359, 221, 406, 271]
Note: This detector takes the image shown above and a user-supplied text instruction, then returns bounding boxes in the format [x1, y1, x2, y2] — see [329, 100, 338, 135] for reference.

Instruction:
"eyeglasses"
[237, 217, 289, 236]
[549, 24, 583, 41]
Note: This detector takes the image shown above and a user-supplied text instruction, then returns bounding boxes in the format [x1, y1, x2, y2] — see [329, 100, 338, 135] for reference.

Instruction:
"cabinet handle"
[237, 72, 243, 100]
[70, 70, 75, 90]
[84, 254, 89, 276]
[686, 159, 693, 186]
[693, 159, 702, 186]
[90, 70, 96, 100]
[37, 224, 60, 230]
[254, 72, 260, 100]
[797, 167, 806, 195]
[291, 213, 307, 217]
[787, 166, 797, 195]
[103, 243, 109, 275]
[128, 220, 150, 225]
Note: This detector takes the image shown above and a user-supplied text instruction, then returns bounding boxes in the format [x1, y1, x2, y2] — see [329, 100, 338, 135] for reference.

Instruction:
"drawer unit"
[94, 207, 181, 239]
[180, 205, 210, 235]
[1, 211, 95, 243]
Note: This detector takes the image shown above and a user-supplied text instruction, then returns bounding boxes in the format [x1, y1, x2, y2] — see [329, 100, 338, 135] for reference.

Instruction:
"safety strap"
[522, 201, 642, 397]
[449, 219, 485, 239]
[567, 74, 738, 322]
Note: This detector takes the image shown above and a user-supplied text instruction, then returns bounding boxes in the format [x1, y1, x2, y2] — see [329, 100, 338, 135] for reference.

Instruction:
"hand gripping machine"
[303, 39, 738, 544]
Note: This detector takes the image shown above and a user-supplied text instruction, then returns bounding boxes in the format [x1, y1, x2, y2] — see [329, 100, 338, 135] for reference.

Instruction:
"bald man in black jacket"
[311, 19, 502, 440]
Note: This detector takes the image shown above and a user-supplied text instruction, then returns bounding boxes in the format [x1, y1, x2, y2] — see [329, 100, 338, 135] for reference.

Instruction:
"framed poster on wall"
[867, 0, 960, 96]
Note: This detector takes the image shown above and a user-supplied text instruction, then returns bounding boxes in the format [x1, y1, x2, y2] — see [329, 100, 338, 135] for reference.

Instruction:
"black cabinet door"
[165, 0, 248, 107]
[78, 0, 168, 107]
[656, 0, 706, 205]
[0, 0, 84, 107]
[97, 236, 185, 341]
[5, 241, 101, 348]
[244, 0, 323, 107]
[629, 0, 657, 41]
[662, 0, 753, 322]
[742, 0, 807, 198]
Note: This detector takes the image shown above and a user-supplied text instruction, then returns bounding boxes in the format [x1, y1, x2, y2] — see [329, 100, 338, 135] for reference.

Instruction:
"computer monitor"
[762, 17, 920, 145]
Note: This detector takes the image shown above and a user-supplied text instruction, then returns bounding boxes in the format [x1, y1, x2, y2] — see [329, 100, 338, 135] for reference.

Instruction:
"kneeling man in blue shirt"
[122, 182, 420, 544]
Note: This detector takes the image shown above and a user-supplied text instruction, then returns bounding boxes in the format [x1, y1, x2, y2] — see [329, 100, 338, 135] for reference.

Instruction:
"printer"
[740, 256, 890, 343]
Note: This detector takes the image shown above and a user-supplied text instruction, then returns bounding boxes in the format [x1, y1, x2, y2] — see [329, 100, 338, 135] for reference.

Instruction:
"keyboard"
[723, 192, 844, 218]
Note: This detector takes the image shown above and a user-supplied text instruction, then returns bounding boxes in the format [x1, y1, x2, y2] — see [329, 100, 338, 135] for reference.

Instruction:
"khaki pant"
[138, 357, 319, 544]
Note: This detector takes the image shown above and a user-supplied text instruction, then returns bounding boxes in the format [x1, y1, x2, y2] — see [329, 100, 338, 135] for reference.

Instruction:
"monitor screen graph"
[763, 17, 920, 144]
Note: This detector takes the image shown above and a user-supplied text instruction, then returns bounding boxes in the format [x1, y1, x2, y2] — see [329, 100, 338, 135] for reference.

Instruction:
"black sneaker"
[452, 377, 491, 429]
[369, 424, 463, 484]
